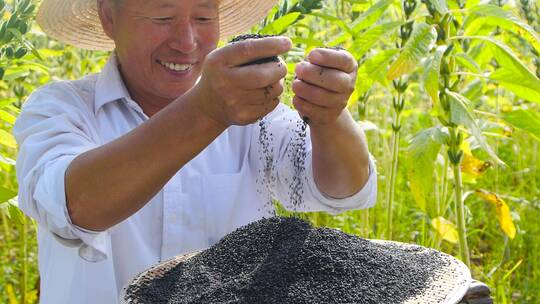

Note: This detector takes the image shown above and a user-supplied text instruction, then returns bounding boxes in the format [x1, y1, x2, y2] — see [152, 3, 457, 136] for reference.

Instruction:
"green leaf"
[424, 0, 448, 14]
[0, 97, 17, 109]
[424, 45, 447, 105]
[491, 71, 540, 103]
[310, 12, 353, 35]
[463, 36, 540, 104]
[14, 60, 49, 75]
[465, 4, 540, 53]
[446, 90, 504, 165]
[327, 32, 351, 47]
[460, 78, 484, 101]
[0, 198, 24, 225]
[260, 12, 302, 35]
[387, 22, 437, 80]
[356, 49, 399, 95]
[503, 110, 540, 142]
[453, 53, 481, 73]
[0, 109, 16, 124]
[0, 129, 17, 148]
[6, 28, 23, 41]
[0, 186, 17, 204]
[351, 0, 395, 33]
[351, 21, 403, 60]
[291, 37, 324, 49]
[407, 127, 446, 212]
[3, 66, 29, 81]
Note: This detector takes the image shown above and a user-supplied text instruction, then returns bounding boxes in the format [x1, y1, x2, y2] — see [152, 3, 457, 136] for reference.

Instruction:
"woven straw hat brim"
[37, 0, 280, 51]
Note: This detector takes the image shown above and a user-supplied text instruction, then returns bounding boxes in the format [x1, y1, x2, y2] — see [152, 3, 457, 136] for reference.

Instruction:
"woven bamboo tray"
[120, 240, 471, 304]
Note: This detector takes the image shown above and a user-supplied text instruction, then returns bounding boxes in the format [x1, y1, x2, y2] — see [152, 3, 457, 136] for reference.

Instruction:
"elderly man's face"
[101, 0, 220, 106]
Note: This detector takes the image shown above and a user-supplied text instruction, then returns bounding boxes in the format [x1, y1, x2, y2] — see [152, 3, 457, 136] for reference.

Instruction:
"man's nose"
[168, 19, 197, 53]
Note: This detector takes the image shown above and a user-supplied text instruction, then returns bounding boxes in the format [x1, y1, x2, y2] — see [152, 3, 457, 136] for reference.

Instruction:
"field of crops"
[1, 0, 539, 303]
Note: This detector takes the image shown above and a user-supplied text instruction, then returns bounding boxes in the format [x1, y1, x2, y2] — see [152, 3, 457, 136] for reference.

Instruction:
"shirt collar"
[94, 54, 132, 114]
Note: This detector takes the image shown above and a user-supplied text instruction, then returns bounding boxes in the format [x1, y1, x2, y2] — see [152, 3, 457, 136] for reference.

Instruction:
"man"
[14, 0, 377, 303]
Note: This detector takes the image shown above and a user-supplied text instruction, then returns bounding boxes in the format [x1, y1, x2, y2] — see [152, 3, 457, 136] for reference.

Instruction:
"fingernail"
[295, 63, 304, 74]
[281, 37, 292, 47]
[309, 51, 322, 62]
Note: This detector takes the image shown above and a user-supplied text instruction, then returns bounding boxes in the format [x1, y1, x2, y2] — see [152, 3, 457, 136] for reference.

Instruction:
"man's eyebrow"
[151, 1, 175, 9]
[151, 1, 218, 9]
[197, 0, 219, 9]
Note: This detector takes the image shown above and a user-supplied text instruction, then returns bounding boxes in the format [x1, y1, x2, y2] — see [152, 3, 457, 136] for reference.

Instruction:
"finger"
[291, 79, 346, 108]
[307, 48, 357, 73]
[219, 36, 292, 67]
[245, 81, 285, 105]
[292, 95, 324, 122]
[295, 61, 354, 94]
[292, 95, 341, 124]
[229, 59, 287, 89]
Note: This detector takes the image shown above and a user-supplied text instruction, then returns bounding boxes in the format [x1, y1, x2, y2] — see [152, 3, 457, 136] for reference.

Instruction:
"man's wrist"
[181, 85, 229, 133]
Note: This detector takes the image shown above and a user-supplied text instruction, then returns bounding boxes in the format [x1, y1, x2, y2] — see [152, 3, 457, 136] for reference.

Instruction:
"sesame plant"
[0, 1, 40, 303]
[385, 0, 418, 240]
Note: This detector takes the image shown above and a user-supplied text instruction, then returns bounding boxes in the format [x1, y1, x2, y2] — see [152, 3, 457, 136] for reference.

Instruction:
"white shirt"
[14, 55, 377, 304]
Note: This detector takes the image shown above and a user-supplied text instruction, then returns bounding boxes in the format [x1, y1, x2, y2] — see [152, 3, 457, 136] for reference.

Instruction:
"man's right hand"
[193, 36, 292, 127]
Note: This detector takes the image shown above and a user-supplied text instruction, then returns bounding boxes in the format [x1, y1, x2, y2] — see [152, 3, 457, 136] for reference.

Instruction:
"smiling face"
[99, 0, 220, 111]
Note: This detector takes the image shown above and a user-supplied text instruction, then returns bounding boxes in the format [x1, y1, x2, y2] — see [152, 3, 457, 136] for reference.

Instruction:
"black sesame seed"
[229, 34, 281, 66]
[125, 217, 449, 304]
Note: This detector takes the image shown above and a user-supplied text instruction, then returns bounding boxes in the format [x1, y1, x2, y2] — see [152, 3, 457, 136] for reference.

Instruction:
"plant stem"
[386, 97, 402, 240]
[1, 211, 12, 256]
[452, 150, 471, 267]
[439, 152, 449, 216]
[19, 216, 28, 304]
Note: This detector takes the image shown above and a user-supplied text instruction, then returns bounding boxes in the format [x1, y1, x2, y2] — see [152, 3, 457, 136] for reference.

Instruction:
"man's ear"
[97, 0, 115, 40]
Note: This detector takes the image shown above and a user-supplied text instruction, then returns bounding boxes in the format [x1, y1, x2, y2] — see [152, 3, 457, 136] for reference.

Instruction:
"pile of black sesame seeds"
[125, 217, 450, 304]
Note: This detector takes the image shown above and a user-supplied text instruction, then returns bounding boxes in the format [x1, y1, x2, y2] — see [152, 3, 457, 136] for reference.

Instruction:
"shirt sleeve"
[252, 103, 378, 214]
[14, 82, 109, 262]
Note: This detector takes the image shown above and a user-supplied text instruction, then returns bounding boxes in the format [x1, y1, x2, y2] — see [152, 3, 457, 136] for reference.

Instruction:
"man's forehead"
[141, 0, 219, 9]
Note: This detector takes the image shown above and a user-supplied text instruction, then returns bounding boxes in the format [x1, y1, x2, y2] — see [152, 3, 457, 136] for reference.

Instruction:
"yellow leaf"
[431, 216, 459, 244]
[460, 140, 472, 155]
[27, 289, 38, 303]
[460, 140, 491, 177]
[6, 284, 18, 304]
[461, 153, 492, 177]
[476, 189, 516, 239]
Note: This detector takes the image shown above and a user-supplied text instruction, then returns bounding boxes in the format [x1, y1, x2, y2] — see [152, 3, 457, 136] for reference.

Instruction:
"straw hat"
[36, 0, 280, 51]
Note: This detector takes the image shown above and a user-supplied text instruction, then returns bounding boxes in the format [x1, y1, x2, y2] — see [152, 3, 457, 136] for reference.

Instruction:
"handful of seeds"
[123, 217, 471, 304]
[229, 34, 280, 66]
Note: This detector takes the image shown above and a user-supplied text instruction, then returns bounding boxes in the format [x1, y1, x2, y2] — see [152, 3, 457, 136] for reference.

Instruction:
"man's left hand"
[292, 48, 357, 126]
